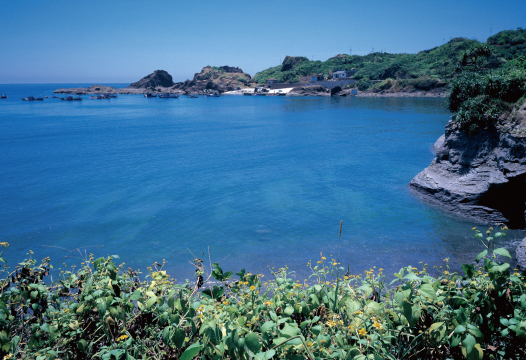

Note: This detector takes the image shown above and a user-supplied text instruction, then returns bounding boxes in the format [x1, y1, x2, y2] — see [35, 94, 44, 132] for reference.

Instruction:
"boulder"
[409, 117, 526, 228]
[287, 85, 330, 97]
[128, 70, 174, 89]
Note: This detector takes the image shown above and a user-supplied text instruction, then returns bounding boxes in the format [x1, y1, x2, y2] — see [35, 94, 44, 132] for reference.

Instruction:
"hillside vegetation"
[252, 28, 526, 94]
[1, 227, 526, 359]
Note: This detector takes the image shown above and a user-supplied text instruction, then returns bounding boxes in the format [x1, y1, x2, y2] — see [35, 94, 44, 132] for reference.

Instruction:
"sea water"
[1, 84, 524, 282]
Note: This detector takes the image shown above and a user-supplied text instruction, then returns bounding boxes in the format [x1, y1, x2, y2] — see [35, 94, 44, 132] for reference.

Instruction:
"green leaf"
[468, 324, 483, 340]
[311, 325, 323, 336]
[180, 343, 203, 360]
[172, 327, 185, 349]
[77, 339, 88, 352]
[490, 263, 510, 273]
[261, 321, 275, 333]
[40, 323, 50, 333]
[462, 334, 476, 354]
[163, 326, 171, 345]
[280, 324, 301, 338]
[454, 325, 466, 333]
[427, 322, 446, 345]
[245, 332, 261, 353]
[146, 296, 158, 310]
[255, 350, 276, 360]
[93, 257, 104, 269]
[418, 284, 437, 300]
[475, 250, 488, 262]
[494, 247, 512, 259]
[455, 307, 468, 326]
[283, 306, 294, 317]
[461, 263, 476, 278]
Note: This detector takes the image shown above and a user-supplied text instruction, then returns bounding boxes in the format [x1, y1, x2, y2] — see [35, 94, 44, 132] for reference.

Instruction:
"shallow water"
[1, 84, 524, 282]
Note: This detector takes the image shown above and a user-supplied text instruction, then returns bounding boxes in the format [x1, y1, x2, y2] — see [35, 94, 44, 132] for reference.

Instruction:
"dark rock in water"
[409, 114, 526, 228]
[128, 70, 174, 89]
[287, 85, 330, 97]
[516, 237, 526, 271]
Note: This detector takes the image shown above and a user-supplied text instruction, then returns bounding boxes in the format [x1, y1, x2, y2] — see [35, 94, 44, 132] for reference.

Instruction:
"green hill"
[252, 28, 526, 92]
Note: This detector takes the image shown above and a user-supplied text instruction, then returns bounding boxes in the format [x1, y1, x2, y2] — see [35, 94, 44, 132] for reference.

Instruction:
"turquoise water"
[1, 84, 524, 282]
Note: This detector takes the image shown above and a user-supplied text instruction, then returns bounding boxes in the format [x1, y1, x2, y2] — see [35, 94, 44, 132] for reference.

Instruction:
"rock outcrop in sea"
[409, 100, 526, 228]
[128, 70, 175, 89]
[173, 66, 251, 94]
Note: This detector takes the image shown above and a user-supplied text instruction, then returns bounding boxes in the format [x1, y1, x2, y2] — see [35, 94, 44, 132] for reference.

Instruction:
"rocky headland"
[409, 99, 526, 228]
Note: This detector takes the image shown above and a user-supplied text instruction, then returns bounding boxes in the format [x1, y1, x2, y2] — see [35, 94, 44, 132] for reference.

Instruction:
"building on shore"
[332, 69, 355, 79]
[310, 74, 325, 82]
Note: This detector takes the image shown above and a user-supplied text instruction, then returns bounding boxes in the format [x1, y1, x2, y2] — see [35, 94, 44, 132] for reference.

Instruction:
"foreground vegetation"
[0, 227, 525, 359]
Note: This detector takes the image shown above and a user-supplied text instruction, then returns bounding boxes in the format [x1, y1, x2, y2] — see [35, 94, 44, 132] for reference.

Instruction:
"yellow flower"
[250, 286, 256, 291]
[444, 271, 450, 275]
[0, 242, 8, 247]
[354, 310, 362, 315]
[322, 256, 326, 260]
[503, 226, 508, 230]
[373, 321, 382, 330]
[472, 227, 476, 230]
[117, 334, 129, 342]
[358, 328, 367, 336]
[489, 227, 493, 230]
[333, 262, 337, 266]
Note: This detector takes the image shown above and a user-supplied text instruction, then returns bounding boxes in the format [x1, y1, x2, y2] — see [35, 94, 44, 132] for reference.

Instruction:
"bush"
[0, 227, 525, 359]
[447, 67, 526, 131]
[356, 77, 371, 91]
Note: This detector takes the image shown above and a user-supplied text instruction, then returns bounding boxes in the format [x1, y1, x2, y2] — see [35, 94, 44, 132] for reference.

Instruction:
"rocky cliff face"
[128, 70, 174, 89]
[409, 104, 526, 228]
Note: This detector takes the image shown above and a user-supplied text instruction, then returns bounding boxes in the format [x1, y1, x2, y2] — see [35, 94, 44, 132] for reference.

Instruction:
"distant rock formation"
[173, 66, 251, 94]
[287, 85, 330, 96]
[54, 85, 117, 94]
[128, 70, 174, 89]
[54, 67, 251, 95]
[409, 100, 526, 228]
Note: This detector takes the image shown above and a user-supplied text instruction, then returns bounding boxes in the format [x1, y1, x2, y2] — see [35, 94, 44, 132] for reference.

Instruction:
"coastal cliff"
[409, 99, 526, 228]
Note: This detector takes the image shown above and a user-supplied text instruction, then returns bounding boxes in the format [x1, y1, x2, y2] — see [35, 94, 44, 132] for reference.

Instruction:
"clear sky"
[1, 0, 524, 84]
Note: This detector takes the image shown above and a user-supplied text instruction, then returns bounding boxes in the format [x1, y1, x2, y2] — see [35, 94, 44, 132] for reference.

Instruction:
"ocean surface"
[1, 84, 524, 283]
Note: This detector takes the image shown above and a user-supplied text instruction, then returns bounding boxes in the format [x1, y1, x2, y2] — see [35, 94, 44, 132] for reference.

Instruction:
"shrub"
[0, 227, 525, 359]
[447, 67, 526, 131]
[356, 77, 371, 91]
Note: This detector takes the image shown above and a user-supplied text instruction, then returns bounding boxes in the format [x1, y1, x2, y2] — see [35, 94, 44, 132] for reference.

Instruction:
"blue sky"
[0, 0, 524, 84]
